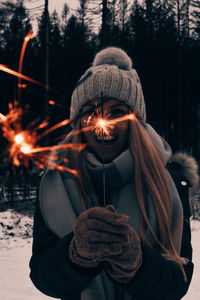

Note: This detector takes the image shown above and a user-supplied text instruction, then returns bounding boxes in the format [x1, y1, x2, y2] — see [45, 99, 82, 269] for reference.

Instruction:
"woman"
[29, 47, 197, 300]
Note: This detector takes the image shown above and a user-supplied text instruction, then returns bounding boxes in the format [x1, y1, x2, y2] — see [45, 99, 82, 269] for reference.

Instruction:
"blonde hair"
[63, 117, 186, 280]
[128, 119, 186, 280]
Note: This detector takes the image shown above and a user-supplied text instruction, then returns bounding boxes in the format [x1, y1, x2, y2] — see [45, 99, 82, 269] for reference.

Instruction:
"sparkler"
[84, 108, 137, 138]
[0, 98, 137, 179]
[0, 103, 85, 176]
[0, 31, 137, 180]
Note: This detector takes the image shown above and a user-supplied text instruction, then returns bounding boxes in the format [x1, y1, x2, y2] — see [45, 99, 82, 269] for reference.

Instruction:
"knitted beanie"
[70, 47, 146, 122]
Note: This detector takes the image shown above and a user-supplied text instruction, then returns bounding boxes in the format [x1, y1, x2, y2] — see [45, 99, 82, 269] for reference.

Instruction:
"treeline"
[0, 0, 200, 157]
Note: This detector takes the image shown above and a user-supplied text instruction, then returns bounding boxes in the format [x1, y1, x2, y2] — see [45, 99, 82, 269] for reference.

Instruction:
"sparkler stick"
[100, 93, 106, 207]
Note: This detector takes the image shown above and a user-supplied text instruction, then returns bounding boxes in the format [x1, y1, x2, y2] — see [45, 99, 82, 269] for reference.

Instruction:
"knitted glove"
[87, 206, 143, 282]
[104, 223, 142, 283]
[69, 205, 129, 268]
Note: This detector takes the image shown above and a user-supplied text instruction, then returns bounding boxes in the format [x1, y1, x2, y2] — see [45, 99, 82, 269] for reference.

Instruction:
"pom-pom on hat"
[70, 47, 146, 122]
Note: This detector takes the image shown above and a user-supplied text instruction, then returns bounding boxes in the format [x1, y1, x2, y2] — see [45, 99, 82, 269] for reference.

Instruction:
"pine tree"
[77, 0, 89, 25]
[60, 14, 96, 115]
[117, 0, 131, 33]
[62, 3, 70, 25]
[0, 0, 32, 106]
[191, 0, 200, 39]
[2, 0, 32, 66]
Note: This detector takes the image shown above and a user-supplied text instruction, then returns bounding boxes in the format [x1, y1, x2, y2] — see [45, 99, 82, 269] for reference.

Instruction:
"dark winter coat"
[29, 154, 198, 300]
[29, 127, 198, 300]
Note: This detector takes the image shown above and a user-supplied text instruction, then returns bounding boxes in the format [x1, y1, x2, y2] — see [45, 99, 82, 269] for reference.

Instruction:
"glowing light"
[49, 100, 55, 105]
[0, 102, 85, 176]
[95, 116, 114, 137]
[0, 113, 7, 121]
[128, 113, 136, 120]
[15, 133, 24, 144]
[48, 100, 64, 108]
[0, 95, 137, 178]
[18, 83, 27, 88]
[38, 119, 71, 140]
[0, 64, 43, 86]
[84, 110, 137, 139]
[98, 119, 106, 128]
[21, 145, 32, 154]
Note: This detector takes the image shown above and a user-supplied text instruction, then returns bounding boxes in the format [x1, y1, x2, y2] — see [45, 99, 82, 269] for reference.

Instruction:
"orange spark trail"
[37, 119, 72, 140]
[18, 30, 35, 101]
[0, 64, 42, 86]
[0, 97, 136, 177]
[0, 113, 7, 121]
[48, 100, 64, 108]
[0, 103, 85, 176]
[0, 64, 60, 94]
[49, 100, 55, 105]
[18, 30, 34, 77]
[79, 112, 137, 138]
[25, 143, 86, 154]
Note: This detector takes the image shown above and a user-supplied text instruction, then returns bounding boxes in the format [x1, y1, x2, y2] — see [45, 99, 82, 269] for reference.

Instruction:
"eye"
[111, 108, 127, 117]
[81, 107, 95, 117]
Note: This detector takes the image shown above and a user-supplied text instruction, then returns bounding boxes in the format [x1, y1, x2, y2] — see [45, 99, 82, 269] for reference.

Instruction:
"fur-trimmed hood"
[169, 152, 199, 189]
[145, 124, 199, 189]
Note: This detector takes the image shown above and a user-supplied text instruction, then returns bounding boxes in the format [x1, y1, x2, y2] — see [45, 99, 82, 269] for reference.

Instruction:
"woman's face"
[80, 99, 129, 163]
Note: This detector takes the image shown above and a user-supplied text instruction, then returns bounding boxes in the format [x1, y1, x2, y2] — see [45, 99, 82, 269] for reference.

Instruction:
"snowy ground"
[182, 220, 200, 300]
[0, 210, 199, 300]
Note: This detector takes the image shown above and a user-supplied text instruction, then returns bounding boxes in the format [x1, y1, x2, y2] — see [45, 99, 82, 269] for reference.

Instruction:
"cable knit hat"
[70, 47, 146, 122]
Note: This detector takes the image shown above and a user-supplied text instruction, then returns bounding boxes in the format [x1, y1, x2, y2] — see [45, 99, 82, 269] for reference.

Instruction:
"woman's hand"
[69, 205, 142, 282]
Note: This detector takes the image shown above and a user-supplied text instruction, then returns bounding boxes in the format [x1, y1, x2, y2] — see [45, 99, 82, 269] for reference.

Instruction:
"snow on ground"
[0, 240, 52, 300]
[0, 210, 199, 300]
[0, 209, 52, 299]
[182, 220, 200, 300]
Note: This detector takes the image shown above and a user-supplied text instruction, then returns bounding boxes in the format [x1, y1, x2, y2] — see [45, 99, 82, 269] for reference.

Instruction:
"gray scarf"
[39, 125, 183, 300]
[40, 149, 159, 300]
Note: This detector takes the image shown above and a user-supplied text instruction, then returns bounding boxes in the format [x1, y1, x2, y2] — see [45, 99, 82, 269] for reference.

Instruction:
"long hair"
[61, 122, 92, 209]
[128, 119, 186, 280]
[63, 117, 186, 280]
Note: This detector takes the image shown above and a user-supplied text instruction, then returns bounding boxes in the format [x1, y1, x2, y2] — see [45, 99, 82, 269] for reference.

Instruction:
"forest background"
[0, 0, 200, 161]
[1, 3, 200, 299]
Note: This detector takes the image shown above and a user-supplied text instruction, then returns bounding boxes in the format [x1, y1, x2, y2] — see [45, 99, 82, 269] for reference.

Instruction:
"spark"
[37, 119, 71, 140]
[0, 64, 60, 94]
[84, 109, 137, 138]
[85, 110, 114, 138]
[0, 102, 85, 176]
[0, 97, 137, 178]
[15, 133, 24, 144]
[49, 100, 55, 105]
[18, 30, 35, 101]
[0, 113, 7, 121]
[95, 117, 114, 137]
[48, 100, 65, 108]
[18, 83, 27, 89]
[21, 145, 32, 154]
[0, 64, 43, 86]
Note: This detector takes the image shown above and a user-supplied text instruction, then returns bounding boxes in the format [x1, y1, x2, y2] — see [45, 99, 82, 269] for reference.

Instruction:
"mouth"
[96, 135, 116, 143]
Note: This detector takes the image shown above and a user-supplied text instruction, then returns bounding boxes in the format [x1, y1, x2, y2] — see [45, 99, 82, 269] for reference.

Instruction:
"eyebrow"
[83, 103, 127, 111]
[110, 104, 128, 109]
